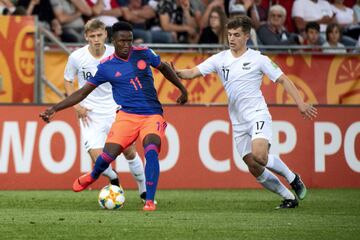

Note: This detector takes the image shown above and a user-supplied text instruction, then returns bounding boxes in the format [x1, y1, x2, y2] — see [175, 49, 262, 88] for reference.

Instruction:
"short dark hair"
[305, 22, 320, 33]
[227, 16, 252, 34]
[111, 21, 133, 34]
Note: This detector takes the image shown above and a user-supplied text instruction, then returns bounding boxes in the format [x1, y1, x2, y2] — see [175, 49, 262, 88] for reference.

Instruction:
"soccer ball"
[98, 184, 125, 210]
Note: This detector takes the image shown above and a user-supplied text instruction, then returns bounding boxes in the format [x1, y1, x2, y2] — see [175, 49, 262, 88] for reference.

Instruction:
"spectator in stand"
[0, 0, 30, 15]
[15, 0, 86, 42]
[249, 0, 268, 30]
[228, 0, 259, 46]
[331, 0, 356, 27]
[50, 18, 79, 42]
[18, 0, 39, 15]
[120, 0, 157, 44]
[292, 0, 334, 40]
[343, 0, 356, 6]
[331, 0, 360, 43]
[228, 0, 246, 16]
[322, 23, 347, 53]
[45, 5, 83, 42]
[196, 0, 224, 30]
[198, 6, 227, 44]
[139, 0, 176, 43]
[302, 21, 323, 51]
[227, 0, 267, 30]
[254, 1, 296, 31]
[16, 0, 55, 30]
[269, 0, 296, 33]
[0, 0, 15, 15]
[348, 23, 360, 53]
[86, 0, 122, 28]
[354, 0, 360, 23]
[50, 0, 92, 42]
[190, 0, 205, 30]
[257, 4, 301, 47]
[157, 0, 198, 43]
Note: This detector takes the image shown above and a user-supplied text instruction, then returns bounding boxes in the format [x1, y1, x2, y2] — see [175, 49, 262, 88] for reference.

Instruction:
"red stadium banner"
[0, 105, 359, 190]
[0, 16, 35, 103]
[44, 52, 360, 105]
[156, 53, 360, 105]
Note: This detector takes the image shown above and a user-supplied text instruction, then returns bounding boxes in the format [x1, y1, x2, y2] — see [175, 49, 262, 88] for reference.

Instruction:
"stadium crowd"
[1, 0, 360, 51]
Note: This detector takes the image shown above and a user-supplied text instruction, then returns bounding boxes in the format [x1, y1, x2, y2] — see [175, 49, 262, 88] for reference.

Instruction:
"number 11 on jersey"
[130, 76, 142, 90]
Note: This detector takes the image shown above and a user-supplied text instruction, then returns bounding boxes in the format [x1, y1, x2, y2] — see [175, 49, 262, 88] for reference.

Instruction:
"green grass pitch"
[0, 189, 359, 240]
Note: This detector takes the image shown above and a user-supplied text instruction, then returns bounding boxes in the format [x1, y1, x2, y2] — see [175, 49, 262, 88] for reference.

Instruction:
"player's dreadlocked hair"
[111, 21, 133, 34]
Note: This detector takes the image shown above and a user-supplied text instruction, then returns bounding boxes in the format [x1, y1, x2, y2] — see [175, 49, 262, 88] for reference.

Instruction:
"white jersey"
[197, 48, 283, 125]
[64, 44, 117, 115]
[291, 0, 333, 33]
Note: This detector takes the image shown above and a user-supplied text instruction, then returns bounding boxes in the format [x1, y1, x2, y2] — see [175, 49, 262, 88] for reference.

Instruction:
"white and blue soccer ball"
[98, 184, 125, 210]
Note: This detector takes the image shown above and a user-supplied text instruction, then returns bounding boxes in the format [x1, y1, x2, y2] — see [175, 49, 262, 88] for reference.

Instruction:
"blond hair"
[84, 19, 106, 34]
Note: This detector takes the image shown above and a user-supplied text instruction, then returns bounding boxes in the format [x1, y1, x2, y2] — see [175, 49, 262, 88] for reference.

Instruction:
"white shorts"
[79, 111, 115, 151]
[233, 114, 272, 158]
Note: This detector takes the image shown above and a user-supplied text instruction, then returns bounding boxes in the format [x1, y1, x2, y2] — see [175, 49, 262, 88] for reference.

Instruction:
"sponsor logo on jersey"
[115, 71, 122, 77]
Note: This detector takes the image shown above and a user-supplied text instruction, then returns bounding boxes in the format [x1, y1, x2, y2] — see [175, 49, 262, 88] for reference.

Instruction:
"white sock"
[127, 153, 146, 195]
[102, 165, 118, 180]
[257, 168, 295, 200]
[266, 154, 296, 183]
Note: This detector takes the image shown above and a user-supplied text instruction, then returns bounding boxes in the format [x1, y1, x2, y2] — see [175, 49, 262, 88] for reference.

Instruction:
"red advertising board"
[0, 16, 35, 103]
[0, 105, 359, 190]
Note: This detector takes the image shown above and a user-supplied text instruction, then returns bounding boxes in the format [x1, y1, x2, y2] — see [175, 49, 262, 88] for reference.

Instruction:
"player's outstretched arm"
[64, 80, 92, 126]
[39, 84, 96, 123]
[157, 62, 188, 104]
[170, 62, 202, 80]
[276, 74, 317, 120]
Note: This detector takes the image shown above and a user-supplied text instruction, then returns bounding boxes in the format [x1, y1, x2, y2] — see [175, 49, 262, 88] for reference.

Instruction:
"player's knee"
[244, 159, 263, 176]
[103, 143, 123, 159]
[244, 154, 267, 177]
[143, 134, 161, 148]
[243, 154, 261, 170]
[247, 163, 259, 173]
[124, 150, 136, 160]
[252, 151, 268, 166]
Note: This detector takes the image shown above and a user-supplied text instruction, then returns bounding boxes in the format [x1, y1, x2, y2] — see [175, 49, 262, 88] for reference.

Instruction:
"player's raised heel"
[72, 173, 95, 192]
[290, 173, 307, 200]
[143, 200, 156, 211]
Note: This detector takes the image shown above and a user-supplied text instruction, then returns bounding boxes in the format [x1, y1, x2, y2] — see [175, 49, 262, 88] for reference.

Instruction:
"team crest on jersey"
[242, 62, 251, 70]
[137, 60, 147, 70]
